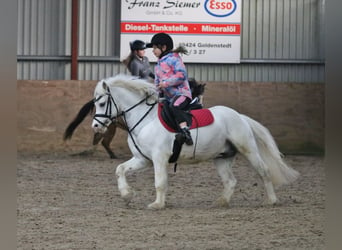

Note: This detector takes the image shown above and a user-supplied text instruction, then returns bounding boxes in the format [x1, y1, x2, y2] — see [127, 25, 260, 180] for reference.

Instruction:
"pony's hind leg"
[115, 157, 151, 203]
[230, 123, 278, 205]
[213, 157, 237, 207]
[243, 150, 278, 205]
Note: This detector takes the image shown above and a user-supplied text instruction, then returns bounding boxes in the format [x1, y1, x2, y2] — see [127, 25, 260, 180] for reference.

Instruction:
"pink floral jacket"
[154, 52, 192, 101]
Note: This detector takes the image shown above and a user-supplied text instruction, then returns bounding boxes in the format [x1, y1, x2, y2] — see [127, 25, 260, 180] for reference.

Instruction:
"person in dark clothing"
[122, 40, 154, 80]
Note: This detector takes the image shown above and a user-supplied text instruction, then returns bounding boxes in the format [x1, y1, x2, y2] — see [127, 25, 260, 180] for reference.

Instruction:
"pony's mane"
[95, 74, 158, 100]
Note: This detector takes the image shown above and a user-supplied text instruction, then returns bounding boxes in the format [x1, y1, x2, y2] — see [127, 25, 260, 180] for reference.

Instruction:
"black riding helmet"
[130, 40, 146, 51]
[146, 33, 174, 51]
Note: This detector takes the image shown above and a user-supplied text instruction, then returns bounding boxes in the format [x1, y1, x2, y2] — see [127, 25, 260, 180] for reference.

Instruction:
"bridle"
[92, 93, 118, 127]
[93, 88, 157, 160]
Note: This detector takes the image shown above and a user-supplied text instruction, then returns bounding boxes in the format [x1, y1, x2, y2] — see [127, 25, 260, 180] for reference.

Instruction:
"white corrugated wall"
[17, 0, 325, 82]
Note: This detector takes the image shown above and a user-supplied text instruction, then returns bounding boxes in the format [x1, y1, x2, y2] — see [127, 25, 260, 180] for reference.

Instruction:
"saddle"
[158, 98, 215, 165]
[158, 98, 214, 132]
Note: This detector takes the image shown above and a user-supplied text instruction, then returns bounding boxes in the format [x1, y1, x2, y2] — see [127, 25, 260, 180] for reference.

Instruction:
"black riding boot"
[181, 127, 193, 145]
[170, 127, 193, 163]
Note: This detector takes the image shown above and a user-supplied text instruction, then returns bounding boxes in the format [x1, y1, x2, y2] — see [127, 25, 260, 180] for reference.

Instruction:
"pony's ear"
[102, 81, 109, 92]
[199, 83, 206, 95]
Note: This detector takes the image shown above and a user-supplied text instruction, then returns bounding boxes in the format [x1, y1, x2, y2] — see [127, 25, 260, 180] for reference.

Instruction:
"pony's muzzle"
[92, 119, 110, 133]
[92, 123, 107, 134]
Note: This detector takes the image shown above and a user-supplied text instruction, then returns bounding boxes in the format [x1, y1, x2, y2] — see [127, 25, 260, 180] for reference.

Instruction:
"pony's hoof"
[121, 190, 135, 204]
[147, 202, 165, 210]
[262, 198, 278, 206]
[213, 196, 230, 208]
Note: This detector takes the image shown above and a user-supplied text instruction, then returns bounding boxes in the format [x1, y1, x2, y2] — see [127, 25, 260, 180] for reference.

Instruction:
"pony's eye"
[99, 102, 105, 107]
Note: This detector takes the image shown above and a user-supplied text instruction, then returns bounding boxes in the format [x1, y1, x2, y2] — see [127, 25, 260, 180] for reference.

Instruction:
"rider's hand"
[158, 82, 167, 89]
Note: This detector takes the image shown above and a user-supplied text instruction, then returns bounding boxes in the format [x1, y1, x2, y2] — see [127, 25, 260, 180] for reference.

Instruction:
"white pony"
[92, 74, 299, 210]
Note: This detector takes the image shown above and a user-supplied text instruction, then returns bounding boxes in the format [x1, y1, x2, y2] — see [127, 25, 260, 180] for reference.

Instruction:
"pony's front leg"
[148, 160, 168, 210]
[115, 157, 150, 203]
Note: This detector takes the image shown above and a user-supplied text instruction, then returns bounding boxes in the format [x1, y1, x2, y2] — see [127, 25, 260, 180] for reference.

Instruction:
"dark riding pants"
[169, 95, 191, 127]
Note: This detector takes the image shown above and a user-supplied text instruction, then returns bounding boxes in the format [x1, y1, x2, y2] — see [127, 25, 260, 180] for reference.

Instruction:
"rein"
[121, 95, 156, 161]
[93, 88, 157, 161]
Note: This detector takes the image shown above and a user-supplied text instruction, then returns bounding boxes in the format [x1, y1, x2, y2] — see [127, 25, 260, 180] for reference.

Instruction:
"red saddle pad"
[158, 104, 214, 132]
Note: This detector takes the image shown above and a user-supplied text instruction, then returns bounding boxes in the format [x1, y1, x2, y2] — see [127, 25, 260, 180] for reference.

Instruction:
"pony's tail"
[240, 114, 300, 187]
[63, 99, 95, 141]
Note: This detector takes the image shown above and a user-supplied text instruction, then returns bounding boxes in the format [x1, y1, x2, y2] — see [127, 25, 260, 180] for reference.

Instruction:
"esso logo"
[204, 0, 237, 17]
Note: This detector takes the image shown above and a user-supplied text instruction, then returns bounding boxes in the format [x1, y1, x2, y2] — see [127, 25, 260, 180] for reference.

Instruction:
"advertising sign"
[120, 0, 241, 63]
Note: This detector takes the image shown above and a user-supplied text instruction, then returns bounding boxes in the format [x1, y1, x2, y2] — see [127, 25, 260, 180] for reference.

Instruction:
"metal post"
[71, 0, 78, 80]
